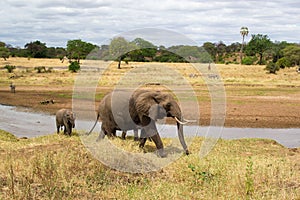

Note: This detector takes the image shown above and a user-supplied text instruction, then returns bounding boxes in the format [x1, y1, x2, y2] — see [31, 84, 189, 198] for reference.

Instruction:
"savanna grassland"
[0, 57, 300, 199]
[1, 57, 300, 127]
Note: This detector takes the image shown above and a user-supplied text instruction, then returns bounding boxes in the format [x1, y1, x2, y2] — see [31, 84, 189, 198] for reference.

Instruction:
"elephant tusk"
[175, 117, 189, 125]
[175, 117, 196, 124]
[182, 118, 197, 123]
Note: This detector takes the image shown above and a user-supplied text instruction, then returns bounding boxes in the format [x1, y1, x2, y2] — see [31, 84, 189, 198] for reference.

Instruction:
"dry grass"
[0, 58, 300, 199]
[0, 130, 299, 199]
[1, 57, 300, 88]
[0, 57, 67, 68]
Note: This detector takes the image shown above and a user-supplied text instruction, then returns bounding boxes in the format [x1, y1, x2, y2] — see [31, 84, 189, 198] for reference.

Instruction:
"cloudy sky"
[1, 0, 299, 47]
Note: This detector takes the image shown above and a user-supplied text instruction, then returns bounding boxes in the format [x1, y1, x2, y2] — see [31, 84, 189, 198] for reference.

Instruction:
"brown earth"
[1, 85, 299, 128]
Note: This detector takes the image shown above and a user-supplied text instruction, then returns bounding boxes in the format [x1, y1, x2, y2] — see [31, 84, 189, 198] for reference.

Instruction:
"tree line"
[0, 35, 299, 73]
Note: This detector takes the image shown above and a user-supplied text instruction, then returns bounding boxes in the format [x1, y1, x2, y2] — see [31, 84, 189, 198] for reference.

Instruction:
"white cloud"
[0, 0, 299, 47]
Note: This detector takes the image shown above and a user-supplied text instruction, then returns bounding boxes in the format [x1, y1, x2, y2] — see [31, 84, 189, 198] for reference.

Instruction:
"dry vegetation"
[0, 130, 299, 199]
[0, 57, 300, 199]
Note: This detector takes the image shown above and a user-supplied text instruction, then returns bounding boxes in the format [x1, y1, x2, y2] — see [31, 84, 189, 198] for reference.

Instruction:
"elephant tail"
[86, 114, 100, 135]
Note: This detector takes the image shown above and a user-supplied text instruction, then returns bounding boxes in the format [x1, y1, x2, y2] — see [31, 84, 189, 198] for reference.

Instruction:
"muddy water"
[0, 104, 299, 148]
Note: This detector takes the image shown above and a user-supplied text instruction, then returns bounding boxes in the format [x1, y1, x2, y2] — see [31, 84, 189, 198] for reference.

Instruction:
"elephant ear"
[135, 91, 168, 121]
[135, 91, 158, 119]
[148, 104, 167, 120]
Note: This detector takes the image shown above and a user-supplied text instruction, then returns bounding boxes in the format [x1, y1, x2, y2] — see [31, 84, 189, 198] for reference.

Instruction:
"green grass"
[0, 130, 299, 199]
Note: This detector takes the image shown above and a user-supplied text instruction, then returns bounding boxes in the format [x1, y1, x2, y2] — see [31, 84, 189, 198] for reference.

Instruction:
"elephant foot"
[96, 132, 105, 142]
[185, 149, 190, 155]
[157, 149, 166, 158]
[134, 137, 139, 141]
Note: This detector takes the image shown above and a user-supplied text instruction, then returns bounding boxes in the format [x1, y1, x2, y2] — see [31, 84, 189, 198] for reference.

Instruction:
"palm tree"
[240, 27, 249, 64]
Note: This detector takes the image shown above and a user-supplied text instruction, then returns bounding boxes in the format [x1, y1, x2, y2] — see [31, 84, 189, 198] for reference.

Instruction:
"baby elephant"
[56, 109, 76, 136]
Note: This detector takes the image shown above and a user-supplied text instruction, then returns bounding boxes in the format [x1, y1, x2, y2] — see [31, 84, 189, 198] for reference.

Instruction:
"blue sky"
[1, 0, 299, 47]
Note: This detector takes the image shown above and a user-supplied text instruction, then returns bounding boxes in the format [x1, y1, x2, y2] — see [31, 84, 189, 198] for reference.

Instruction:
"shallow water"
[0, 104, 299, 148]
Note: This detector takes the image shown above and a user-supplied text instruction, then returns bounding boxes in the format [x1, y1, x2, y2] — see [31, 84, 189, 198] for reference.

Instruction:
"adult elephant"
[56, 109, 76, 136]
[87, 90, 190, 157]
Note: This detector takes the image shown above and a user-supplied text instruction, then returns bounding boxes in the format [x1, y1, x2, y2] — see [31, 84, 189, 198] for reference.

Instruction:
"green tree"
[271, 41, 288, 63]
[25, 40, 48, 58]
[245, 34, 272, 65]
[109, 37, 135, 69]
[67, 39, 97, 63]
[169, 45, 211, 63]
[282, 44, 300, 66]
[215, 41, 226, 63]
[265, 61, 280, 74]
[68, 61, 80, 72]
[0, 46, 10, 60]
[128, 38, 157, 62]
[202, 42, 217, 62]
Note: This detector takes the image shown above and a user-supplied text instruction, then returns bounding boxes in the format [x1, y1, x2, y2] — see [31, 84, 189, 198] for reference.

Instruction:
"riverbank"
[1, 58, 300, 128]
[1, 104, 299, 148]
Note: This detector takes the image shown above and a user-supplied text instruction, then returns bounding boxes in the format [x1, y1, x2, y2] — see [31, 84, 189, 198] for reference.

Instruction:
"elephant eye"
[166, 102, 171, 108]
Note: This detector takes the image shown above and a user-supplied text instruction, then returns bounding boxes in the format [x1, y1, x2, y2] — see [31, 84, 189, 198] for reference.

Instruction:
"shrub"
[34, 66, 53, 73]
[265, 61, 280, 74]
[276, 57, 291, 69]
[4, 65, 16, 73]
[68, 61, 80, 72]
[242, 56, 257, 65]
[34, 66, 46, 73]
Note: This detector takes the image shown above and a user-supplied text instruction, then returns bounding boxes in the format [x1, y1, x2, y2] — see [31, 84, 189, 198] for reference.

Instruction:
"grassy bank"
[0, 130, 299, 199]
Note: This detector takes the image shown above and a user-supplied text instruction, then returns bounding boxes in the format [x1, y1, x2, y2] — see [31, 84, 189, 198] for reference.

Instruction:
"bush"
[68, 61, 80, 72]
[34, 66, 53, 73]
[34, 66, 46, 73]
[265, 61, 280, 74]
[242, 56, 257, 65]
[4, 65, 16, 73]
[276, 57, 291, 69]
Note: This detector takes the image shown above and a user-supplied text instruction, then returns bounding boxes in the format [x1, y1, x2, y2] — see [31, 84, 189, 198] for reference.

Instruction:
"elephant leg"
[121, 131, 126, 140]
[150, 133, 166, 158]
[139, 128, 147, 148]
[141, 121, 166, 157]
[96, 129, 106, 142]
[133, 129, 139, 141]
[57, 126, 60, 134]
[65, 124, 71, 136]
[63, 125, 67, 134]
[68, 124, 72, 136]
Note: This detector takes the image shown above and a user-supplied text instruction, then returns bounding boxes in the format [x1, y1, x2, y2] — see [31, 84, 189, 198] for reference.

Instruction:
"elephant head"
[63, 110, 76, 129]
[134, 90, 189, 155]
[56, 108, 76, 136]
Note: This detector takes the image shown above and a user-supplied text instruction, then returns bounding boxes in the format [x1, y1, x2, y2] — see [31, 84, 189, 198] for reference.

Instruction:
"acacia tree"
[0, 42, 9, 60]
[240, 27, 249, 64]
[245, 34, 272, 65]
[25, 40, 47, 58]
[283, 44, 300, 66]
[109, 37, 135, 69]
[202, 42, 217, 62]
[67, 39, 97, 63]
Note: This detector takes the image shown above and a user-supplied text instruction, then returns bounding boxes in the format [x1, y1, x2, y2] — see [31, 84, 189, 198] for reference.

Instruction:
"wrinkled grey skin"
[87, 90, 189, 157]
[56, 109, 76, 136]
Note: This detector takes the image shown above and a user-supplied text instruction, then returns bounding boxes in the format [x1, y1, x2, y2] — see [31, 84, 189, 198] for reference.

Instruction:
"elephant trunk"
[177, 116, 189, 155]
